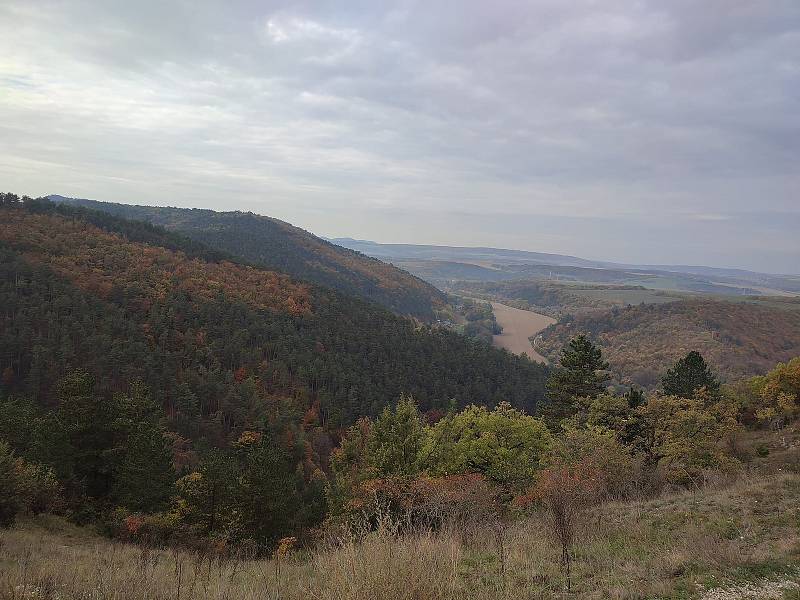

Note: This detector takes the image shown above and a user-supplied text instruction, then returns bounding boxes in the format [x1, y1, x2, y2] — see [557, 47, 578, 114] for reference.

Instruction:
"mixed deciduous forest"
[51, 196, 446, 320]
[1, 193, 799, 599]
[0, 192, 548, 540]
[537, 299, 800, 388]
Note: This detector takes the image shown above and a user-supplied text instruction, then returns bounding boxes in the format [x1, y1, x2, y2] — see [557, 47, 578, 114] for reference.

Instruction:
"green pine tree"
[57, 370, 119, 499]
[113, 422, 175, 511]
[232, 430, 301, 546]
[113, 381, 175, 511]
[175, 448, 235, 535]
[661, 351, 720, 399]
[546, 335, 610, 421]
[0, 441, 22, 528]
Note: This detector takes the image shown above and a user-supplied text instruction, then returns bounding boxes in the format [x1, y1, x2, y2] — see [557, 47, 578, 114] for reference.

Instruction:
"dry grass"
[2, 473, 800, 600]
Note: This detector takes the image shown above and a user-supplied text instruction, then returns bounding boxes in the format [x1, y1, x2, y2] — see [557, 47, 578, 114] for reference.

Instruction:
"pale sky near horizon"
[1, 1, 798, 273]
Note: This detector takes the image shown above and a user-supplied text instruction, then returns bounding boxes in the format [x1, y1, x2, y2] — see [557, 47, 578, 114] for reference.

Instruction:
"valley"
[2, 192, 799, 600]
[3, 5, 799, 598]
[339, 238, 800, 387]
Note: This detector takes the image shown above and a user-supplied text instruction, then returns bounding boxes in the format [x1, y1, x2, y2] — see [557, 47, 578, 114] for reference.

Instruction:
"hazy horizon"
[2, 1, 799, 272]
[48, 193, 798, 276]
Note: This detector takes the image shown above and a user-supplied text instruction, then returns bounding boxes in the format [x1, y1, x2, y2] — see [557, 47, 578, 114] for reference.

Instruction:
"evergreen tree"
[176, 381, 200, 437]
[367, 395, 425, 477]
[111, 381, 175, 511]
[546, 335, 610, 421]
[175, 448, 235, 535]
[661, 351, 720, 399]
[57, 370, 119, 499]
[624, 387, 646, 409]
[113, 422, 175, 511]
[232, 430, 302, 545]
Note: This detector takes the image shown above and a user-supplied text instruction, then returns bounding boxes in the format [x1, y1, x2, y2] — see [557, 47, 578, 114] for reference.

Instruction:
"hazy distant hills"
[331, 238, 599, 268]
[332, 238, 800, 296]
[49, 196, 446, 320]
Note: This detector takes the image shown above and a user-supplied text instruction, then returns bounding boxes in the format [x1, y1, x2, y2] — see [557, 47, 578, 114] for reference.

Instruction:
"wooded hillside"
[538, 299, 800, 387]
[1, 197, 548, 440]
[51, 196, 446, 320]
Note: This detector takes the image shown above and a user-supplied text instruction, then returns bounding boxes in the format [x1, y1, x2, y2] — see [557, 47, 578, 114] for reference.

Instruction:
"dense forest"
[50, 196, 446, 320]
[0, 193, 550, 540]
[537, 299, 800, 387]
[2, 196, 548, 421]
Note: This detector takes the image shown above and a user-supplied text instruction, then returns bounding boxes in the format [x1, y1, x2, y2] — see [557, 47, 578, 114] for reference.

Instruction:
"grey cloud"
[0, 0, 798, 272]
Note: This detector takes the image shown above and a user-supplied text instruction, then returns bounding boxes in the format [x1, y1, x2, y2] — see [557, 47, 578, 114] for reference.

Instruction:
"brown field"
[491, 302, 555, 363]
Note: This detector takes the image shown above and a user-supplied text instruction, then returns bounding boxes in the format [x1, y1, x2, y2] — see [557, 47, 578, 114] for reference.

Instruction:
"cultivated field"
[490, 302, 555, 363]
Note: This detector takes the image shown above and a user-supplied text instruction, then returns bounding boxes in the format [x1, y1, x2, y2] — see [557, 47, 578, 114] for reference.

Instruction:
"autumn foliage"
[538, 299, 800, 387]
[0, 210, 311, 316]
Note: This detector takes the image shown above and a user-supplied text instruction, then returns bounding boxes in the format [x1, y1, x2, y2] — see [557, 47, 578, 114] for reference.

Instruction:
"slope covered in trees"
[0, 195, 548, 430]
[537, 299, 800, 387]
[50, 196, 446, 320]
[0, 193, 550, 544]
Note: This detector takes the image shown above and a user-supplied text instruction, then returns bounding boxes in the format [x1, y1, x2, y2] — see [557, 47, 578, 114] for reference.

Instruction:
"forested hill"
[0, 195, 548, 444]
[49, 195, 445, 320]
[537, 298, 800, 387]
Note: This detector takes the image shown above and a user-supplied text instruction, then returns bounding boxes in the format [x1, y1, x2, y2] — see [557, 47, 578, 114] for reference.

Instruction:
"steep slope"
[0, 197, 548, 446]
[50, 196, 445, 319]
[538, 299, 800, 387]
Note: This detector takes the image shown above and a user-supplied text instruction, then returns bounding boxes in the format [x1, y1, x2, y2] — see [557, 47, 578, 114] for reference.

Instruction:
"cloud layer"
[1, 0, 798, 272]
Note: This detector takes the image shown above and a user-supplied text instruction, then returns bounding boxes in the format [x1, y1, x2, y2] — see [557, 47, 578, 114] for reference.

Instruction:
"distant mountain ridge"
[330, 238, 599, 268]
[49, 196, 446, 320]
[331, 238, 800, 295]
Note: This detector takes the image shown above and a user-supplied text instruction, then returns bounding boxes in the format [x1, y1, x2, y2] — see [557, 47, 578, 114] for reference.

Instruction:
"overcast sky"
[1, 1, 798, 272]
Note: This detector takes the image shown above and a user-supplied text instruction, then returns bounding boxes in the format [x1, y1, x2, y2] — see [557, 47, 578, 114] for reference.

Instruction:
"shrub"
[0, 441, 22, 527]
[0, 442, 62, 527]
[519, 459, 602, 591]
[335, 473, 500, 533]
[637, 394, 741, 487]
[547, 424, 640, 500]
[14, 460, 62, 515]
[423, 402, 552, 490]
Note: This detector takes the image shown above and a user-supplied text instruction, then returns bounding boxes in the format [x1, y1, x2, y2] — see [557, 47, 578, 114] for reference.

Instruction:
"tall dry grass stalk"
[1, 473, 799, 600]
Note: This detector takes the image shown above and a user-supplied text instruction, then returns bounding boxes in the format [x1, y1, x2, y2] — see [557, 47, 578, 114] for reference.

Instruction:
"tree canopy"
[661, 351, 720, 399]
[545, 334, 610, 422]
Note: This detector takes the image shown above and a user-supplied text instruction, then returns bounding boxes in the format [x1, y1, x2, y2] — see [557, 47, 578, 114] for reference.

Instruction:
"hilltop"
[3, 423, 800, 599]
[50, 196, 446, 320]
[3, 195, 800, 600]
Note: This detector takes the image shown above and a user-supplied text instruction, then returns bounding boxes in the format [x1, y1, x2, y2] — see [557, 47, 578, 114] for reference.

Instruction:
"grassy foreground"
[1, 472, 799, 600]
